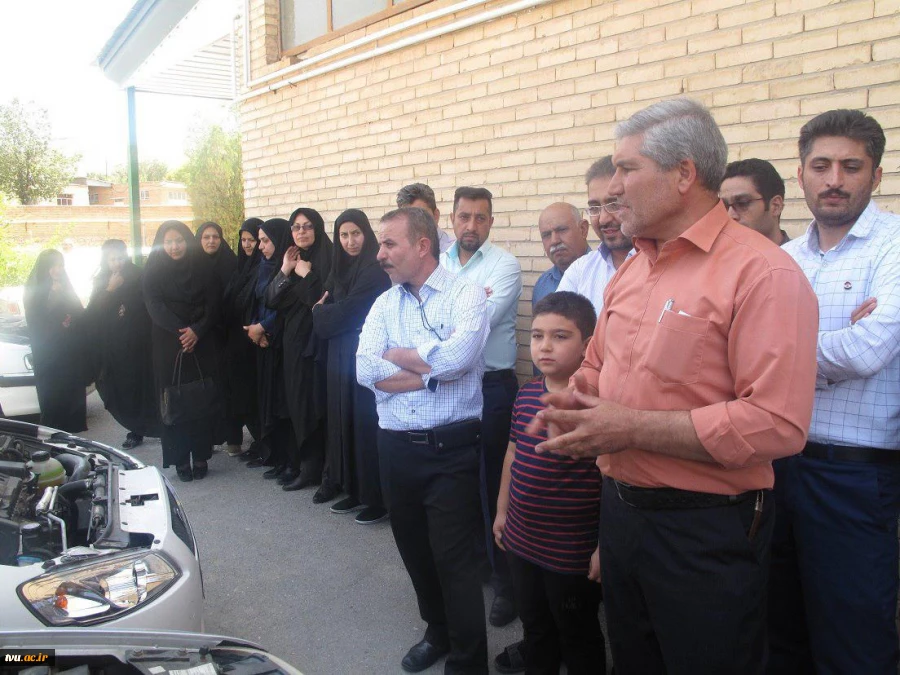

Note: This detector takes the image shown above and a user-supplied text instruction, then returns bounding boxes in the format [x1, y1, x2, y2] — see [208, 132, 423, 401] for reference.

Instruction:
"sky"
[0, 1, 233, 177]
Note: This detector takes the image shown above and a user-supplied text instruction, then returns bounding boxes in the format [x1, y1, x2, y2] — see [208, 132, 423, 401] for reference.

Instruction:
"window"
[281, 0, 429, 53]
[140, 190, 150, 201]
[168, 190, 187, 201]
[89, 192, 99, 204]
[57, 194, 73, 206]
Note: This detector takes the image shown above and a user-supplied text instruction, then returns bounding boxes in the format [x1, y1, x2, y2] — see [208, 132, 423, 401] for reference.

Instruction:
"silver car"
[0, 419, 203, 631]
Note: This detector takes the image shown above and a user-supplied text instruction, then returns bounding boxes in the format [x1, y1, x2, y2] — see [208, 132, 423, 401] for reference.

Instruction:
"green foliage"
[110, 158, 170, 184]
[181, 124, 244, 243]
[0, 99, 79, 205]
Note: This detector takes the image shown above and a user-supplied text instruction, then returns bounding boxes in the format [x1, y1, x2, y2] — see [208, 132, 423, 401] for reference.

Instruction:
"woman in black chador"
[264, 207, 332, 494]
[195, 221, 238, 291]
[313, 209, 391, 522]
[220, 218, 263, 456]
[87, 239, 160, 447]
[242, 218, 296, 473]
[143, 220, 221, 482]
[23, 249, 87, 433]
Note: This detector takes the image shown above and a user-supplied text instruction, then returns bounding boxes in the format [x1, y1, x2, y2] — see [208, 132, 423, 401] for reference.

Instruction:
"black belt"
[612, 479, 757, 510]
[384, 418, 481, 450]
[483, 369, 516, 383]
[802, 441, 900, 464]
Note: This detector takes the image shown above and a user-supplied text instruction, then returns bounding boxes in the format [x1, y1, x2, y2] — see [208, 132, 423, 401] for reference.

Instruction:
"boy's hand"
[492, 511, 507, 551]
[588, 546, 601, 583]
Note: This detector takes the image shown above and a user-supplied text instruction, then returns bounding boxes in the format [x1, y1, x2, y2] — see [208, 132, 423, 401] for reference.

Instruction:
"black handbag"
[160, 349, 221, 425]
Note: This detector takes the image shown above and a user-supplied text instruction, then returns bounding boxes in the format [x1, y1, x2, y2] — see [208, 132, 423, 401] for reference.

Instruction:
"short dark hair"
[723, 158, 786, 205]
[397, 183, 437, 211]
[799, 109, 886, 168]
[585, 155, 615, 185]
[453, 186, 493, 215]
[532, 291, 597, 341]
[381, 207, 440, 259]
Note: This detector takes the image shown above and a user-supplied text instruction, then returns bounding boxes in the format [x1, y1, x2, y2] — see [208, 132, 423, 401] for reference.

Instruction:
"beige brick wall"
[6, 205, 196, 246]
[241, 0, 900, 376]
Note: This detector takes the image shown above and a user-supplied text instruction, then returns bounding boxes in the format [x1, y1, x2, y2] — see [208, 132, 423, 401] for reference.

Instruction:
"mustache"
[549, 243, 568, 255]
[379, 261, 393, 270]
[819, 189, 850, 200]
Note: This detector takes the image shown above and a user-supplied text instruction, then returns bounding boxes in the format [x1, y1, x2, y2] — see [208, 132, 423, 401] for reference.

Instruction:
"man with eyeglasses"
[532, 202, 590, 308]
[441, 186, 523, 628]
[357, 206, 490, 674]
[396, 182, 455, 252]
[720, 158, 790, 246]
[557, 156, 634, 315]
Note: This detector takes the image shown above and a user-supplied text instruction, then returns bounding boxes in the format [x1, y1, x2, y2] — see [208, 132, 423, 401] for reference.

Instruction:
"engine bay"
[0, 433, 142, 567]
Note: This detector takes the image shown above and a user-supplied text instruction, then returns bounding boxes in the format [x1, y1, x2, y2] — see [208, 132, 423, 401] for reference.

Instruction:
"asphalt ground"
[80, 392, 526, 674]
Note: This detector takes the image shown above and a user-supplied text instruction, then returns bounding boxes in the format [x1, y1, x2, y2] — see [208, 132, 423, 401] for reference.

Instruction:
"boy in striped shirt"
[493, 291, 605, 675]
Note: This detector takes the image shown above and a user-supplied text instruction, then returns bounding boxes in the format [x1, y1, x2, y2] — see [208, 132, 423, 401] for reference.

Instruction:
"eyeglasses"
[721, 197, 764, 213]
[584, 202, 622, 218]
[291, 223, 315, 232]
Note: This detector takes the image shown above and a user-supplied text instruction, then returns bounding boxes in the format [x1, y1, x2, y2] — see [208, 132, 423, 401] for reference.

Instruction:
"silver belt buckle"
[409, 432, 429, 445]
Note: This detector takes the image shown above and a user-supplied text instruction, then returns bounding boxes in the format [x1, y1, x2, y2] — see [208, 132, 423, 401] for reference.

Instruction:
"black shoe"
[192, 461, 208, 480]
[489, 594, 518, 627]
[494, 640, 527, 674]
[176, 464, 193, 482]
[282, 475, 319, 492]
[355, 506, 389, 524]
[401, 639, 449, 673]
[246, 457, 266, 468]
[330, 496, 362, 514]
[237, 450, 257, 462]
[122, 434, 143, 450]
[312, 483, 338, 504]
[277, 468, 300, 485]
[263, 465, 286, 479]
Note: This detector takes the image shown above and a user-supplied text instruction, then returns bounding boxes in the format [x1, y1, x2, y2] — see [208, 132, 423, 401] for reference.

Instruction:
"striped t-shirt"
[503, 378, 602, 575]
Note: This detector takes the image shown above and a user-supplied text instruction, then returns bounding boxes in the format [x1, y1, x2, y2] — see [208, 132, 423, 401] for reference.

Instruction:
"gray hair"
[381, 207, 440, 259]
[615, 98, 727, 192]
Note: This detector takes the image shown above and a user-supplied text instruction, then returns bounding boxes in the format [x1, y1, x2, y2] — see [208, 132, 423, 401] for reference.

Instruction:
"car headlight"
[18, 551, 179, 626]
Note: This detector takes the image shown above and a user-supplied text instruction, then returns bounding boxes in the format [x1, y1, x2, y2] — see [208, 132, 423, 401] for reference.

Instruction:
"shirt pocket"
[645, 310, 710, 386]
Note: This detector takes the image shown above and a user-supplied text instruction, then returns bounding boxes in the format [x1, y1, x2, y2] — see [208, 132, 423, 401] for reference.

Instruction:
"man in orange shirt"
[532, 98, 819, 674]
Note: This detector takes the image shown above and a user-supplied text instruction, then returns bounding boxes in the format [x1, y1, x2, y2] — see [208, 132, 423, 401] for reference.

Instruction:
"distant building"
[44, 178, 190, 208]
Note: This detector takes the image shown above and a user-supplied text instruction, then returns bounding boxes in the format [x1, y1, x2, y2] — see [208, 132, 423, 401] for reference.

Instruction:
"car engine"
[0, 434, 120, 566]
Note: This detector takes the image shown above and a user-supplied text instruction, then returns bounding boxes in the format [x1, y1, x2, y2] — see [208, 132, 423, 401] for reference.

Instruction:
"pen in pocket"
[658, 298, 674, 323]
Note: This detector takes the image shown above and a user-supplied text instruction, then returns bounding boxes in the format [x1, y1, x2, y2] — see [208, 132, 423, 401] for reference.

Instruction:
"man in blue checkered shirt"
[357, 206, 490, 674]
[771, 109, 900, 675]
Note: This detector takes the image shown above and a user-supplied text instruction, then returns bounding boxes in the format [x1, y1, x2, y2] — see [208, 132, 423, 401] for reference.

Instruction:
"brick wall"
[241, 0, 900, 376]
[6, 205, 196, 246]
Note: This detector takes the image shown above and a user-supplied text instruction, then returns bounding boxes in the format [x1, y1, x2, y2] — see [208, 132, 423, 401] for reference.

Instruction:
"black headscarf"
[144, 220, 215, 324]
[92, 239, 140, 295]
[224, 218, 263, 304]
[288, 207, 333, 284]
[258, 218, 294, 289]
[195, 221, 237, 288]
[327, 209, 380, 299]
[24, 249, 80, 327]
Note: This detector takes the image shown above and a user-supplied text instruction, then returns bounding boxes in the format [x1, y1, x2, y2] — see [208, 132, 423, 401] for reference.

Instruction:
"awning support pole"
[126, 86, 143, 264]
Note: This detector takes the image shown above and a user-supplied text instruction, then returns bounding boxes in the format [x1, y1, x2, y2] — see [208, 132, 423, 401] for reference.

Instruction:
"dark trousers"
[506, 551, 605, 675]
[767, 455, 900, 675]
[600, 477, 773, 675]
[481, 369, 519, 599]
[379, 427, 488, 675]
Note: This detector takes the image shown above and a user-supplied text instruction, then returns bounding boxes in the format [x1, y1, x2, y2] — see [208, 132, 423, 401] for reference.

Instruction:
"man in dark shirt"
[532, 203, 589, 308]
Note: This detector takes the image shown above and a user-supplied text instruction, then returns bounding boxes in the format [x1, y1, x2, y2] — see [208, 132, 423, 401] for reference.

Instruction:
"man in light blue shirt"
[770, 109, 900, 675]
[357, 206, 490, 674]
[440, 186, 523, 627]
[532, 202, 590, 308]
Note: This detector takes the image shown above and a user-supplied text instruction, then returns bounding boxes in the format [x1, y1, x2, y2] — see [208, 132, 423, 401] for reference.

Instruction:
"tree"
[181, 124, 243, 242]
[110, 158, 170, 184]
[0, 99, 79, 205]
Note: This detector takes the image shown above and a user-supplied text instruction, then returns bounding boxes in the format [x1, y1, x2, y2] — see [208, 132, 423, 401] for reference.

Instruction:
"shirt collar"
[400, 263, 453, 299]
[802, 200, 878, 253]
[633, 201, 729, 260]
[446, 239, 493, 267]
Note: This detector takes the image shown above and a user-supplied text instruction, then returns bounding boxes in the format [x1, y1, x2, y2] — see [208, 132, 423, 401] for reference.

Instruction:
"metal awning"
[96, 0, 235, 100]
